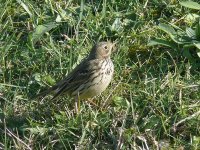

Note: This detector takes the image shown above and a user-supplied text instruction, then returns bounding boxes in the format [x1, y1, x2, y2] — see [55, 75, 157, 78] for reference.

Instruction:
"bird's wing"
[51, 58, 101, 99]
[36, 58, 101, 100]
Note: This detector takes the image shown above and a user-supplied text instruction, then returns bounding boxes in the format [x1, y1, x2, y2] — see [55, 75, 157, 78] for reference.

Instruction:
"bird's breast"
[72, 59, 114, 99]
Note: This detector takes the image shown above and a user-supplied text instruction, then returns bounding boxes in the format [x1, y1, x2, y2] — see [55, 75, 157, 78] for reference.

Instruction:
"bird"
[37, 41, 115, 104]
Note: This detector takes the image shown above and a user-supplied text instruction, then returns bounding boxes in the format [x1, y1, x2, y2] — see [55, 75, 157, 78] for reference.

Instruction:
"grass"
[0, 0, 200, 149]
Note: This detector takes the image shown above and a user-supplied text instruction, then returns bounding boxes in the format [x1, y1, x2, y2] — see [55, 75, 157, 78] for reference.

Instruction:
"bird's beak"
[111, 41, 118, 52]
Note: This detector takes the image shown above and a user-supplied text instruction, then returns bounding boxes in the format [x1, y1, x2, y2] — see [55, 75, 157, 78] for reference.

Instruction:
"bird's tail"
[34, 86, 57, 100]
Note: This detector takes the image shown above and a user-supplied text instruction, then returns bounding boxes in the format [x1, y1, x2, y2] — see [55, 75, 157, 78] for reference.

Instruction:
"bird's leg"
[75, 96, 78, 114]
[75, 92, 80, 113]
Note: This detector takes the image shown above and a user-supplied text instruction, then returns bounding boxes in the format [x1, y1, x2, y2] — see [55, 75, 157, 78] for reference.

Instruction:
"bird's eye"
[104, 45, 108, 49]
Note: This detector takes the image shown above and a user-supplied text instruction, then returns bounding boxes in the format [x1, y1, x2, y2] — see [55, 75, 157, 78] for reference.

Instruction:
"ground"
[0, 0, 200, 149]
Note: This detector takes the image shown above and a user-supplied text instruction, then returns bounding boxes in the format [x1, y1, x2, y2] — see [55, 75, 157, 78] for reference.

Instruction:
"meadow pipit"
[37, 41, 115, 103]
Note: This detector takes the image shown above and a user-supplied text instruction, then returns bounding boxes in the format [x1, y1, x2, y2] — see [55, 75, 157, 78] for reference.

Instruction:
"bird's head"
[89, 41, 116, 59]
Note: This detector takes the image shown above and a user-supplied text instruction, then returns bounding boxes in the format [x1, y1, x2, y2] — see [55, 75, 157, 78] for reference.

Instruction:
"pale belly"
[72, 59, 114, 99]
